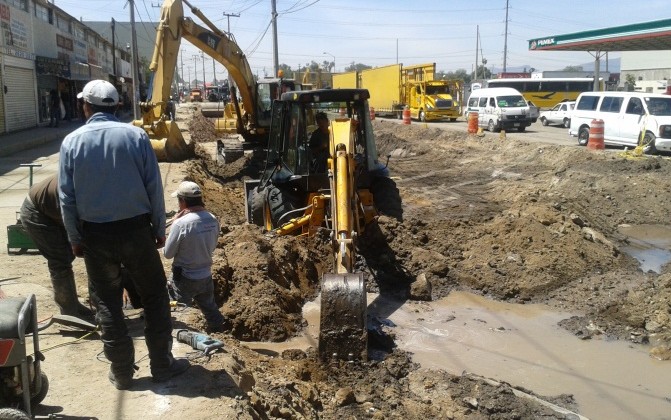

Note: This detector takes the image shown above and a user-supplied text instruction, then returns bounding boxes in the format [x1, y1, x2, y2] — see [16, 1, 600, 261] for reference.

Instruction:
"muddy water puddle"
[619, 224, 671, 273]
[245, 292, 671, 419]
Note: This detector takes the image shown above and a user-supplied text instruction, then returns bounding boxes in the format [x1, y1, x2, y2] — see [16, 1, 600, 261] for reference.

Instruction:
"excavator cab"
[244, 89, 401, 360]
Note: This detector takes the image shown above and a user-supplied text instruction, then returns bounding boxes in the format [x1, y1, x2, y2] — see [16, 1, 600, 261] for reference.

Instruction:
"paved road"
[384, 117, 578, 147]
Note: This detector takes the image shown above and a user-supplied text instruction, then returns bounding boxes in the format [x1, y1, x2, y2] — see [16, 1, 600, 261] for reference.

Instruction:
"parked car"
[539, 101, 575, 128]
[569, 92, 671, 153]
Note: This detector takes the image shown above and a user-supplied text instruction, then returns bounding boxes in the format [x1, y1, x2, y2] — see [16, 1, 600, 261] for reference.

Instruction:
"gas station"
[528, 19, 671, 92]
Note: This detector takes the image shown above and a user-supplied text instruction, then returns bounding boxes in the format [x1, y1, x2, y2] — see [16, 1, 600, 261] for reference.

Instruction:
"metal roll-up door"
[4, 66, 37, 131]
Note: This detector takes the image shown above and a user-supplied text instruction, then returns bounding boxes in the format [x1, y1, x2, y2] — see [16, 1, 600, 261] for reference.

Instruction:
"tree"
[344, 62, 372, 72]
[475, 64, 492, 80]
[563, 65, 584, 72]
[624, 74, 636, 91]
[437, 69, 472, 85]
[322, 60, 334, 72]
[278, 63, 293, 74]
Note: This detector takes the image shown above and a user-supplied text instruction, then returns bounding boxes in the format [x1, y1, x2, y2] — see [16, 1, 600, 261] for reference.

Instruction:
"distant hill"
[492, 57, 620, 75]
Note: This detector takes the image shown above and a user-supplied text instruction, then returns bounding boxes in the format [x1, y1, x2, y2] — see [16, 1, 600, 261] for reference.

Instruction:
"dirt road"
[2, 106, 670, 419]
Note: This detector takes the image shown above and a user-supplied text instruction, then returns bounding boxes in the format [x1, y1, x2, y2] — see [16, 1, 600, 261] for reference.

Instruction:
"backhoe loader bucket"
[319, 273, 367, 361]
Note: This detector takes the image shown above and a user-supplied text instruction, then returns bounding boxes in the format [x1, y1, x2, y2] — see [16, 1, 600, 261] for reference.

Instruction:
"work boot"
[108, 369, 134, 390]
[52, 272, 95, 319]
[151, 358, 190, 383]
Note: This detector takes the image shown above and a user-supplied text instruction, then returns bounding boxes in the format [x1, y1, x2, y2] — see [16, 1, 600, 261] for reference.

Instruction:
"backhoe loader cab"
[244, 88, 402, 361]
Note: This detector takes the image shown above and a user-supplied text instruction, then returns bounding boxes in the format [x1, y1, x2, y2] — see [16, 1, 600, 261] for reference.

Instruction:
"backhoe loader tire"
[248, 187, 266, 226]
[267, 186, 302, 228]
[370, 176, 403, 220]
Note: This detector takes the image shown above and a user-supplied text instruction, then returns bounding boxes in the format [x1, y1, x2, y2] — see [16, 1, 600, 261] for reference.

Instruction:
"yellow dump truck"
[333, 63, 462, 122]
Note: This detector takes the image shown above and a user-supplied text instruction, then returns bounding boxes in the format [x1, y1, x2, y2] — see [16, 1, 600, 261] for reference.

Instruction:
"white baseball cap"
[171, 181, 202, 198]
[80, 80, 119, 107]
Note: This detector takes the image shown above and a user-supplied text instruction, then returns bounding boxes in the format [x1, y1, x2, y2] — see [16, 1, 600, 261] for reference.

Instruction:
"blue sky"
[55, 0, 669, 80]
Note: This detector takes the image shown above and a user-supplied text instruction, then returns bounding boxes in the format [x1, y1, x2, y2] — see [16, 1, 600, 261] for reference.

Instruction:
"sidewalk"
[0, 111, 134, 158]
[0, 122, 82, 158]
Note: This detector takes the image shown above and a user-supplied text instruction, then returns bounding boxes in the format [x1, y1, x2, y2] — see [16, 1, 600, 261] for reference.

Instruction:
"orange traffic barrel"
[369, 106, 375, 121]
[587, 119, 605, 151]
[402, 106, 411, 125]
[467, 112, 479, 134]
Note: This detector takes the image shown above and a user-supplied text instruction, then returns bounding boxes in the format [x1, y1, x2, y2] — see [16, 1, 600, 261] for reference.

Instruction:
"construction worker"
[58, 79, 189, 390]
[19, 174, 94, 320]
[164, 181, 226, 333]
[309, 111, 330, 173]
[48, 89, 60, 127]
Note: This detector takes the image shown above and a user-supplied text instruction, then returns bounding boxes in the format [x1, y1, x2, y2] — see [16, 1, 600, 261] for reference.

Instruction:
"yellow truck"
[333, 63, 462, 122]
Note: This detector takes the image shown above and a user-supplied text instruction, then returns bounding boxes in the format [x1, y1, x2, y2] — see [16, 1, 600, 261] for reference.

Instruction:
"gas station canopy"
[528, 18, 671, 52]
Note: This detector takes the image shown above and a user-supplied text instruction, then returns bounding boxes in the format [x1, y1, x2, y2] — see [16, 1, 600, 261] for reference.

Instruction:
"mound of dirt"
[171, 113, 671, 418]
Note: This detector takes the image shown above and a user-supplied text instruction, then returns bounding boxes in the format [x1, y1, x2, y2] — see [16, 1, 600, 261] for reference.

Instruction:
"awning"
[529, 19, 671, 52]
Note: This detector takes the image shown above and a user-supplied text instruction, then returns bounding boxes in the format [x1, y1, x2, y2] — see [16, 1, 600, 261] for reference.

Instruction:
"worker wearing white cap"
[58, 79, 189, 390]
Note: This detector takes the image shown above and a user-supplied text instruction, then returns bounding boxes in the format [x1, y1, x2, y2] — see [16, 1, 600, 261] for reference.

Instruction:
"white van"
[463, 87, 534, 132]
[569, 91, 671, 153]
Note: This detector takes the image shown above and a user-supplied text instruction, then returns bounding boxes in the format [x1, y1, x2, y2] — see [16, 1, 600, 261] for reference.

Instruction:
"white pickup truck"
[539, 101, 575, 128]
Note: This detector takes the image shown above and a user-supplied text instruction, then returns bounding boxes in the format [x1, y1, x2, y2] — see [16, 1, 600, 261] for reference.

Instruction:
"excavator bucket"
[318, 273, 367, 361]
[147, 120, 194, 162]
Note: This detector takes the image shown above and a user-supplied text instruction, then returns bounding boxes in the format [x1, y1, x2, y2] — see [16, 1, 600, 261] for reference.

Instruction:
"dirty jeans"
[169, 271, 224, 328]
[81, 216, 174, 377]
[19, 197, 74, 281]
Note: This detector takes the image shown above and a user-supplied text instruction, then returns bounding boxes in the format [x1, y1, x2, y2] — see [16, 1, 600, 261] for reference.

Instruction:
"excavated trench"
[173, 108, 671, 419]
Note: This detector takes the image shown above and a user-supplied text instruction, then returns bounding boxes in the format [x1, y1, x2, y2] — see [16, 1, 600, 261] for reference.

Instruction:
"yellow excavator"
[138, 0, 300, 162]
[245, 89, 402, 360]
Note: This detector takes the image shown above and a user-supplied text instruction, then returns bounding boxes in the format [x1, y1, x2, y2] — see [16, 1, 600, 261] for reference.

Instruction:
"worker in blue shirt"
[58, 79, 189, 390]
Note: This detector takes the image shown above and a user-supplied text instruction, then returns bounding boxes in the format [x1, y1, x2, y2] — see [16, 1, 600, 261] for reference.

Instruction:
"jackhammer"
[176, 330, 224, 356]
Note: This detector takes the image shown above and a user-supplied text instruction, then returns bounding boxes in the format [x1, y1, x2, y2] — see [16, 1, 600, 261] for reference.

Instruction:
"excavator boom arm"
[148, 0, 257, 123]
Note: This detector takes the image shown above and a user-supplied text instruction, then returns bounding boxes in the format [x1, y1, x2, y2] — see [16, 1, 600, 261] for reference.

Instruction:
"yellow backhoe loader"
[244, 89, 402, 360]
[138, 0, 300, 162]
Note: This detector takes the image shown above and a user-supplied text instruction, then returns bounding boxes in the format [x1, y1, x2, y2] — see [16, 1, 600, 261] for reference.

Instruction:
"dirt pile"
[173, 112, 670, 418]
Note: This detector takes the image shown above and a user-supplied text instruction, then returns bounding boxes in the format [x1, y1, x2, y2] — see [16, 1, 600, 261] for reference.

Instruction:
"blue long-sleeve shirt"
[58, 112, 166, 245]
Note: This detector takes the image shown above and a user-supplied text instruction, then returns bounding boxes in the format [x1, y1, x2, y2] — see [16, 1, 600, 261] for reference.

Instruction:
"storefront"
[1, 4, 37, 132]
[35, 56, 70, 125]
[2, 49, 37, 132]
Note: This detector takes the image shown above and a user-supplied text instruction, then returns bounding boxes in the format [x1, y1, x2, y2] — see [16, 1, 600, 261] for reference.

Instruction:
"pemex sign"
[529, 37, 556, 50]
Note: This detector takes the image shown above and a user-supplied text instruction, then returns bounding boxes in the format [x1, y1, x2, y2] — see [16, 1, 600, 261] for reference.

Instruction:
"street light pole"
[323, 52, 335, 73]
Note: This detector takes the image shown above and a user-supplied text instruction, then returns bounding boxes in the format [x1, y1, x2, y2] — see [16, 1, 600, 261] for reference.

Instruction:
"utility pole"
[222, 12, 239, 86]
[192, 55, 200, 88]
[475, 25, 479, 81]
[271, 0, 279, 77]
[180, 49, 184, 95]
[212, 58, 217, 86]
[111, 19, 116, 83]
[503, 0, 509, 72]
[201, 51, 206, 89]
[129, 0, 140, 119]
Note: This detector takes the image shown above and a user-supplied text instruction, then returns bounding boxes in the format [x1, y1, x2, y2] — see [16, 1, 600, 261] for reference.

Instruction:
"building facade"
[620, 51, 671, 93]
[0, 0, 136, 134]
